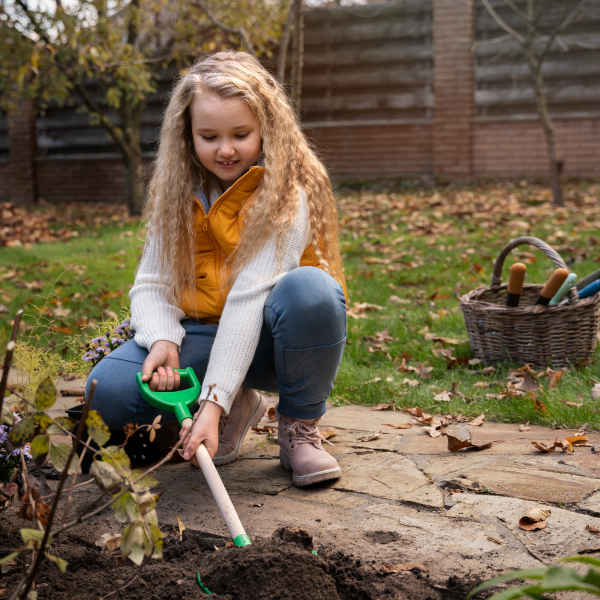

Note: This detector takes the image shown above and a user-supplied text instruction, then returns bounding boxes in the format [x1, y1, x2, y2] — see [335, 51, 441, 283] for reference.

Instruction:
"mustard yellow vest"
[179, 166, 346, 323]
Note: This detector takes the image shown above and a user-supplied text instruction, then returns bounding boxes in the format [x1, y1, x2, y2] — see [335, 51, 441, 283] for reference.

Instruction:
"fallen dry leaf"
[531, 441, 554, 453]
[561, 400, 583, 408]
[346, 302, 384, 319]
[357, 431, 381, 442]
[473, 381, 489, 388]
[252, 426, 277, 435]
[402, 378, 420, 387]
[565, 434, 588, 446]
[403, 407, 425, 418]
[433, 390, 452, 402]
[592, 383, 600, 401]
[95, 533, 121, 551]
[519, 421, 531, 432]
[413, 414, 435, 425]
[468, 413, 485, 427]
[444, 425, 493, 452]
[422, 426, 442, 438]
[249, 503, 263, 507]
[383, 423, 413, 429]
[267, 407, 276, 420]
[320, 427, 337, 440]
[533, 398, 548, 415]
[370, 403, 396, 411]
[372, 563, 428, 575]
[364, 378, 382, 385]
[515, 371, 541, 393]
[549, 370, 564, 388]
[424, 333, 466, 346]
[519, 506, 551, 531]
[586, 525, 600, 534]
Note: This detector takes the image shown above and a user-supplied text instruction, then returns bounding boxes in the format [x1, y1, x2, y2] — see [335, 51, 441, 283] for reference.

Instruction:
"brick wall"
[432, 0, 473, 177]
[473, 119, 600, 178]
[305, 122, 432, 180]
[33, 156, 153, 204]
[8, 101, 37, 204]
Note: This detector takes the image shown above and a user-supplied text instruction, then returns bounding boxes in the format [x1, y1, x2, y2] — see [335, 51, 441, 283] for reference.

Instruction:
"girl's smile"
[190, 93, 262, 190]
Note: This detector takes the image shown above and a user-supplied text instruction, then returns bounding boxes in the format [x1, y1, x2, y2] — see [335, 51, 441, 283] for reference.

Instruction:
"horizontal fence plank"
[303, 90, 434, 113]
[304, 16, 431, 46]
[304, 41, 433, 68]
[475, 57, 600, 82]
[475, 84, 600, 107]
[302, 65, 432, 90]
[304, 1, 431, 25]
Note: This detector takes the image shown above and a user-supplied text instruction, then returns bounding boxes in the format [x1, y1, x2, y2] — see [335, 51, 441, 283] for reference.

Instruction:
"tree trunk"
[277, 2, 295, 83]
[119, 100, 146, 216]
[528, 54, 564, 207]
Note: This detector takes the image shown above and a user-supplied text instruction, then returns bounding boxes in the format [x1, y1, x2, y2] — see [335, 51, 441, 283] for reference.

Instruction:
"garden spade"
[136, 367, 251, 547]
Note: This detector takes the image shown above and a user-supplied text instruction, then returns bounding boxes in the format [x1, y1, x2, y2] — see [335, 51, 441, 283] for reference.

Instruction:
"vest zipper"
[203, 215, 208, 231]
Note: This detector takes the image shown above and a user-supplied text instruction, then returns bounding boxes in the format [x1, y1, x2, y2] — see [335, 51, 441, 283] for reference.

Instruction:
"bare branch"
[192, 0, 256, 56]
[501, 0, 528, 23]
[537, 0, 587, 59]
[481, 0, 527, 45]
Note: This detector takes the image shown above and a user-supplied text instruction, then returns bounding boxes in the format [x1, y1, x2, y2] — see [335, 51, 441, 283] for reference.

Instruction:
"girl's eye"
[201, 135, 216, 141]
[234, 133, 249, 139]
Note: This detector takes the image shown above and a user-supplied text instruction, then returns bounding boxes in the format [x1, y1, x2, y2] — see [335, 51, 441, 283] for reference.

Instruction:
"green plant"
[468, 556, 600, 599]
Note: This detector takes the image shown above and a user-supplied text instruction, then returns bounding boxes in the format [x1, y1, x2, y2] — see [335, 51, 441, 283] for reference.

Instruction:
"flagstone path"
[39, 380, 600, 590]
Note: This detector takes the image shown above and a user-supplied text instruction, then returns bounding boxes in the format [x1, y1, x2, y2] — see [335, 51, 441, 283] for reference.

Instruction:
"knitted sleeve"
[198, 190, 311, 414]
[129, 231, 186, 351]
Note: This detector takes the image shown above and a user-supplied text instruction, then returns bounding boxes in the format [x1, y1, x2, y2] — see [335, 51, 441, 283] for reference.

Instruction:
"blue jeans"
[87, 267, 347, 430]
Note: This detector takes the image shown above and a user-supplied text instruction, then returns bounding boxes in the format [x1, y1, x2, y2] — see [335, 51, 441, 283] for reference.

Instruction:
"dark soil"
[0, 524, 485, 600]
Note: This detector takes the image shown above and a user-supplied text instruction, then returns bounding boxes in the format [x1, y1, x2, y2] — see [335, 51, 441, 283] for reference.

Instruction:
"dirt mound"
[1, 524, 484, 600]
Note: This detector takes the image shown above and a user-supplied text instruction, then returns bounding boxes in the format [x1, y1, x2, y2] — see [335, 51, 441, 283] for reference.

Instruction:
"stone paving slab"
[579, 490, 600, 516]
[334, 453, 444, 508]
[280, 483, 370, 508]
[414, 454, 600, 502]
[458, 493, 600, 560]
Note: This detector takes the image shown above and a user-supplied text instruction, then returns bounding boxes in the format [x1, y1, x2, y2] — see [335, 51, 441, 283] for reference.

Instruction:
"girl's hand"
[141, 340, 180, 391]
[180, 400, 222, 465]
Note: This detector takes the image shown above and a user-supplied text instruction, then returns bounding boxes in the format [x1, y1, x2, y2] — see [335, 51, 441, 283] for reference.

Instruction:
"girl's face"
[190, 92, 262, 191]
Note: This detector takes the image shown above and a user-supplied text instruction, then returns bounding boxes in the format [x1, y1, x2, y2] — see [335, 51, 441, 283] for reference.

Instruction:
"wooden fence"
[1, 0, 599, 203]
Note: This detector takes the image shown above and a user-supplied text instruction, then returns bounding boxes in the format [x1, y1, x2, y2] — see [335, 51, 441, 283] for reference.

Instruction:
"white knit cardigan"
[129, 186, 310, 415]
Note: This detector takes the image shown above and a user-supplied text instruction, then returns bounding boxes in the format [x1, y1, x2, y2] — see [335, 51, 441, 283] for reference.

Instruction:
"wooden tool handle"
[181, 418, 248, 544]
[507, 263, 527, 294]
[539, 268, 569, 300]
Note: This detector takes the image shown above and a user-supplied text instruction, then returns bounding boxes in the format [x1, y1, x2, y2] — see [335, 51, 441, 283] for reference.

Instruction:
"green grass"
[3, 180, 600, 430]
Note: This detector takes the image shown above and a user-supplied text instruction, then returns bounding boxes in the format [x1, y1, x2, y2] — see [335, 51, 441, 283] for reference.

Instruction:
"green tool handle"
[135, 368, 201, 426]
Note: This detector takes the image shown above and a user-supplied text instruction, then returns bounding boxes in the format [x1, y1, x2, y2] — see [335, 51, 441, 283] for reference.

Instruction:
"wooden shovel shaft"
[181, 420, 247, 541]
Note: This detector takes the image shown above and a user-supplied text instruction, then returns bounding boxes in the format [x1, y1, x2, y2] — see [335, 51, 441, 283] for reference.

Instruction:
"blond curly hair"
[143, 50, 345, 303]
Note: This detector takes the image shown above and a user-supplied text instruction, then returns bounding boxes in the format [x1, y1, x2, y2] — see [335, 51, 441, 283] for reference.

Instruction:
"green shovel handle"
[135, 367, 201, 426]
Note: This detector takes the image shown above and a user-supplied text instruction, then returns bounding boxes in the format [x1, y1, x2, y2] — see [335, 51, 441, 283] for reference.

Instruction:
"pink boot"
[278, 413, 342, 486]
[213, 388, 267, 466]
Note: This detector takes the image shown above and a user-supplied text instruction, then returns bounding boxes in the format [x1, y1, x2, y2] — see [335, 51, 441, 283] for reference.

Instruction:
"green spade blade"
[135, 367, 201, 426]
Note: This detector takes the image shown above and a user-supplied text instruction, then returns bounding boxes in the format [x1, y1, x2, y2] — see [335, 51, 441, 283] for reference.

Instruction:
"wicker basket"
[459, 236, 600, 369]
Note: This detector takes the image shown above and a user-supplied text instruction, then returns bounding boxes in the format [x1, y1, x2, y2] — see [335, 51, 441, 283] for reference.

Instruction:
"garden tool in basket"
[136, 367, 251, 547]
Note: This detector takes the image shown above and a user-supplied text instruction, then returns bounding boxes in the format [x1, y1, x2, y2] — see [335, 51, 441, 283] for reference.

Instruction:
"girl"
[87, 50, 348, 487]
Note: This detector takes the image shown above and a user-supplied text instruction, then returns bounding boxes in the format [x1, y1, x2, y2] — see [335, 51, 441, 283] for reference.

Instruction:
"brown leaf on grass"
[474, 381, 489, 388]
[416, 365, 433, 379]
[346, 302, 384, 319]
[364, 377, 382, 385]
[561, 400, 583, 408]
[372, 563, 428, 575]
[357, 431, 381, 442]
[586, 525, 600, 534]
[433, 390, 452, 402]
[531, 441, 554, 453]
[519, 507, 551, 531]
[424, 333, 466, 346]
[402, 378, 420, 387]
[549, 370, 564, 388]
[371, 403, 396, 411]
[320, 428, 337, 440]
[533, 398, 548, 415]
[383, 423, 413, 429]
[365, 329, 395, 344]
[519, 421, 531, 432]
[515, 370, 541, 393]
[468, 413, 485, 427]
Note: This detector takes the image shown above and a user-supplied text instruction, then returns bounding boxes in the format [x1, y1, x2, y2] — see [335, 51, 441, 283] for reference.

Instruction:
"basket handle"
[490, 236, 578, 304]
